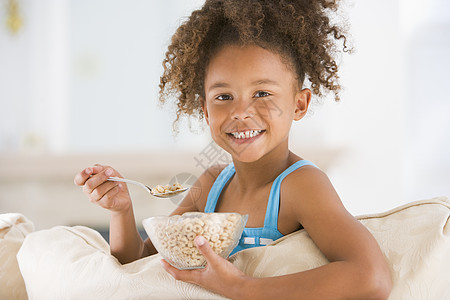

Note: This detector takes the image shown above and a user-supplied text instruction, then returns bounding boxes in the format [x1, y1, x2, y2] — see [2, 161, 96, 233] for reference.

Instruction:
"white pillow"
[0, 213, 34, 300]
[17, 197, 450, 299]
[17, 225, 224, 300]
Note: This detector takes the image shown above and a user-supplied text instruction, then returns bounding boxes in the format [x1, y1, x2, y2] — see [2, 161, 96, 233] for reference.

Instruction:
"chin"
[228, 148, 265, 163]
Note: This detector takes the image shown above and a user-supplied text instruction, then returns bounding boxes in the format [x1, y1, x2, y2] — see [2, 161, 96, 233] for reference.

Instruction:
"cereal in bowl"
[143, 212, 248, 269]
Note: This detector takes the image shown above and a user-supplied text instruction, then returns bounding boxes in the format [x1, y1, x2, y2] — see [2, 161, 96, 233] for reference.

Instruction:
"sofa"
[1, 197, 449, 299]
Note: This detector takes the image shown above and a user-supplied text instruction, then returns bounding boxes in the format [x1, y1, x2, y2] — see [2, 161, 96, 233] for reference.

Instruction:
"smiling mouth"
[227, 129, 265, 140]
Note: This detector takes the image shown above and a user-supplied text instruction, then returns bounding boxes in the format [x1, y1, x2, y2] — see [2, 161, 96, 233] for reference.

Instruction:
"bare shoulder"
[281, 164, 374, 258]
[280, 164, 350, 225]
[281, 165, 338, 202]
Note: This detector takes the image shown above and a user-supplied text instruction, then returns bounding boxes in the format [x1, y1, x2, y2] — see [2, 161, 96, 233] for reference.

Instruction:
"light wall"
[0, 0, 449, 230]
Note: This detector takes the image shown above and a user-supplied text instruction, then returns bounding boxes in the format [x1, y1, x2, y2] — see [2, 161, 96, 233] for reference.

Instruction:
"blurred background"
[1, 0, 449, 232]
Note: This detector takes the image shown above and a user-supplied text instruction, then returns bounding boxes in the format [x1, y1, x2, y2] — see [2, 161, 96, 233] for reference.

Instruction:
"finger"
[73, 165, 105, 186]
[74, 167, 95, 186]
[194, 236, 220, 267]
[74, 169, 88, 186]
[89, 181, 121, 203]
[91, 165, 105, 174]
[95, 183, 123, 209]
[160, 259, 201, 283]
[160, 259, 181, 279]
[95, 164, 124, 179]
[82, 168, 115, 195]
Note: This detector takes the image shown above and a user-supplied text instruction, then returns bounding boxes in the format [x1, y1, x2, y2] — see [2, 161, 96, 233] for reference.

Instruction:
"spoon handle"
[107, 177, 152, 193]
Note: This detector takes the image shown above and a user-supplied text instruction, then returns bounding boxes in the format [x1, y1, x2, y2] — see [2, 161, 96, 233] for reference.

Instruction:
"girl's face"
[202, 44, 311, 163]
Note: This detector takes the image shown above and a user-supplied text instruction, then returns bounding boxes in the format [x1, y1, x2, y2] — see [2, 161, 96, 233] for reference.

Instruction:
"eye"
[216, 94, 233, 101]
[254, 91, 271, 98]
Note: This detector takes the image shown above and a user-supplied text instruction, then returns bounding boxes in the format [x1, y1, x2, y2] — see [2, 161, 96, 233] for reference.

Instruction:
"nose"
[231, 98, 255, 120]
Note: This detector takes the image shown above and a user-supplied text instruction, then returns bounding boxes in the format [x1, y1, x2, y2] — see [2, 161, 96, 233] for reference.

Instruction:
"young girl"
[74, 0, 392, 299]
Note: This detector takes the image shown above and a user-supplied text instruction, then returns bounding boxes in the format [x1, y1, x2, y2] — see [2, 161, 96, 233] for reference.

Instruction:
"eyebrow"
[208, 82, 230, 91]
[208, 79, 281, 91]
[251, 79, 281, 86]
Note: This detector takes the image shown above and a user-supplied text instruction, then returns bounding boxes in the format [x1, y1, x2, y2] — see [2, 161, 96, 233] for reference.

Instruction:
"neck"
[231, 143, 298, 193]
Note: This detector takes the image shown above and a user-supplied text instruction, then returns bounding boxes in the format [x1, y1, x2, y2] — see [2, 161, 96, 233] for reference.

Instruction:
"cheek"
[205, 107, 223, 131]
[253, 100, 292, 123]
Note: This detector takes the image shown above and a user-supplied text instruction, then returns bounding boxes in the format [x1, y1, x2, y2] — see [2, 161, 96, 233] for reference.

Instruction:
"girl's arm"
[75, 164, 225, 264]
[236, 166, 392, 299]
[238, 167, 392, 299]
[74, 165, 148, 264]
[162, 167, 392, 299]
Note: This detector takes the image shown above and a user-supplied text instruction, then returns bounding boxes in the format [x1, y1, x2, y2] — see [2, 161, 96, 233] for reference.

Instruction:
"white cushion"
[0, 213, 34, 300]
[17, 197, 450, 299]
[17, 225, 224, 299]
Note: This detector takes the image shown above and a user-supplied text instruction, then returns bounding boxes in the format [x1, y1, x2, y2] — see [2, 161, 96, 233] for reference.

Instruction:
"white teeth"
[231, 130, 262, 139]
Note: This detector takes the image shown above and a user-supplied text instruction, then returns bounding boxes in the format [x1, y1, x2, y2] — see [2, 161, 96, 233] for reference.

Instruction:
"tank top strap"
[264, 160, 318, 229]
[204, 163, 236, 213]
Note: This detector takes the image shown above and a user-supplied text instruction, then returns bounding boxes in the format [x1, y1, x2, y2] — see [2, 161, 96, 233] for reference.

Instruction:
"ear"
[293, 88, 311, 121]
[200, 96, 209, 125]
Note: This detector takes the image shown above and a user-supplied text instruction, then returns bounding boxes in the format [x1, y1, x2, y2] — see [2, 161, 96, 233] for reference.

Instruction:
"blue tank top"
[204, 160, 318, 255]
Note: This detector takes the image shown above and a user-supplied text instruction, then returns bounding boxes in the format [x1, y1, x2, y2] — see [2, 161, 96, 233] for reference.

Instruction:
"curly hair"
[159, 0, 350, 129]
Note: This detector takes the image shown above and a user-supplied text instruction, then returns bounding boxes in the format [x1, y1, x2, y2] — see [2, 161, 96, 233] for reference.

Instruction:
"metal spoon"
[107, 177, 189, 198]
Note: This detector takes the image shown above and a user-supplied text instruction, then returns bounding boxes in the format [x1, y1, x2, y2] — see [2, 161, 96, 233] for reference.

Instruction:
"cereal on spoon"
[152, 183, 184, 195]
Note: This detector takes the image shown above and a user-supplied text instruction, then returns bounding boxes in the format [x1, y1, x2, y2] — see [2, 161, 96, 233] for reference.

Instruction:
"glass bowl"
[143, 212, 248, 269]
